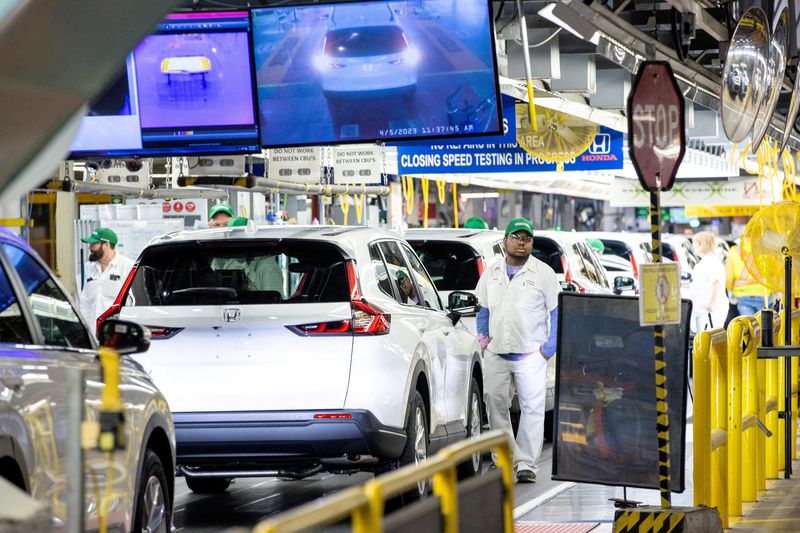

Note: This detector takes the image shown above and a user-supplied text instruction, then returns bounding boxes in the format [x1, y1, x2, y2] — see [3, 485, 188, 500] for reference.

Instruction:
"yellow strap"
[436, 176, 447, 204]
[339, 194, 350, 225]
[452, 183, 459, 228]
[402, 175, 415, 215]
[421, 177, 430, 228]
[354, 188, 365, 224]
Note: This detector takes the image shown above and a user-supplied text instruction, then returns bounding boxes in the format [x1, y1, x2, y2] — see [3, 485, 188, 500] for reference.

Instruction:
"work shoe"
[516, 469, 536, 483]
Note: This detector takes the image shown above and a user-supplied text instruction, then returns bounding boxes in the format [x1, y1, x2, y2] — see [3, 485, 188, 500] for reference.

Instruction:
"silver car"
[0, 229, 175, 531]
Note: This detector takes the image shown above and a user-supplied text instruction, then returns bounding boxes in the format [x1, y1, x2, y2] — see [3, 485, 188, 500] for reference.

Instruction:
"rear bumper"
[173, 410, 406, 466]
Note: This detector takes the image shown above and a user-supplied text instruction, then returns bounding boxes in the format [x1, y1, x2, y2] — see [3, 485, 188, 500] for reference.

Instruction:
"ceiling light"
[538, 3, 600, 45]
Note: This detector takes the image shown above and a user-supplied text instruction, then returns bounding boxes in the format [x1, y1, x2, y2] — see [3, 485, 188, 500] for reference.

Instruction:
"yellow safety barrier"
[252, 430, 514, 533]
[693, 309, 800, 528]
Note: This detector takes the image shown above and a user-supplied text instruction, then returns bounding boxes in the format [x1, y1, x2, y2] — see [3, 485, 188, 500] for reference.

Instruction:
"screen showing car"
[68, 11, 260, 158]
[251, 0, 502, 147]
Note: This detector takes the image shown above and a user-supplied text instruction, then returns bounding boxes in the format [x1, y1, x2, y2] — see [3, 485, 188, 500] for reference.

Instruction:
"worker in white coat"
[475, 218, 560, 483]
[79, 227, 135, 335]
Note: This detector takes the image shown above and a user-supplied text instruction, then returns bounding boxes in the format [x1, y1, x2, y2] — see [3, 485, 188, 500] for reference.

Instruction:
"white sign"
[333, 144, 383, 185]
[127, 198, 208, 221]
[609, 177, 782, 207]
[268, 147, 322, 183]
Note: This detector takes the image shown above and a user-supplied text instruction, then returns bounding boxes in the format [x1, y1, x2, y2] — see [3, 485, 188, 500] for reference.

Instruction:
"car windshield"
[324, 26, 407, 57]
[531, 238, 564, 273]
[599, 239, 633, 262]
[408, 240, 481, 291]
[127, 240, 349, 306]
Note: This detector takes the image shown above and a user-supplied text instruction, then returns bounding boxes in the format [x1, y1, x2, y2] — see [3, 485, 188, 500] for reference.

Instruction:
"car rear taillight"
[287, 261, 390, 336]
[346, 261, 390, 335]
[629, 253, 639, 279]
[476, 257, 485, 276]
[672, 251, 680, 263]
[313, 413, 352, 419]
[96, 265, 138, 333]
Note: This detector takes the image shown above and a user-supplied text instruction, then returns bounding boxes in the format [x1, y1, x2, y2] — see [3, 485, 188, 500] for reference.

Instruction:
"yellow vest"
[726, 246, 766, 297]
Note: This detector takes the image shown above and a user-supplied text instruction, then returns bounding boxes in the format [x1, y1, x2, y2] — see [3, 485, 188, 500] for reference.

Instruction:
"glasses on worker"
[508, 233, 533, 243]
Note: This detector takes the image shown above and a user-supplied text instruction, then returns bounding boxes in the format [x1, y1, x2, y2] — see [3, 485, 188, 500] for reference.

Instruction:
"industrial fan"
[515, 103, 597, 164]
[740, 201, 800, 294]
[744, 200, 800, 479]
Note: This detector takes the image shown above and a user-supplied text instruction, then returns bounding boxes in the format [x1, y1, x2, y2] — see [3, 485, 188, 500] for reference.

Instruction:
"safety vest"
[726, 246, 766, 297]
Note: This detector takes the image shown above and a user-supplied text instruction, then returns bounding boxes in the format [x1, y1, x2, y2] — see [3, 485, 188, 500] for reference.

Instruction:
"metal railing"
[693, 309, 800, 528]
[252, 431, 514, 533]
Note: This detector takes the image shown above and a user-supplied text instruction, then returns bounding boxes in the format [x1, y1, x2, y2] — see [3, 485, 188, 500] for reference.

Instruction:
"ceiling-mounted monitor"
[68, 10, 260, 158]
[251, 0, 502, 147]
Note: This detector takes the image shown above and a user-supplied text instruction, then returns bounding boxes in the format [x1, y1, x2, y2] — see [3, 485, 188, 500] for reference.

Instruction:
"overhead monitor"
[68, 10, 260, 158]
[251, 0, 502, 147]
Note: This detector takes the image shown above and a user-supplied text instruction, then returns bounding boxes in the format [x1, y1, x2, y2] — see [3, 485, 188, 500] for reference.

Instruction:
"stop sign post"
[628, 61, 686, 510]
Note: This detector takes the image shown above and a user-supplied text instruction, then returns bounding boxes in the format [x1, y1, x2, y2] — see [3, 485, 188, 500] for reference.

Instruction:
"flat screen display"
[251, 0, 502, 147]
[68, 11, 260, 158]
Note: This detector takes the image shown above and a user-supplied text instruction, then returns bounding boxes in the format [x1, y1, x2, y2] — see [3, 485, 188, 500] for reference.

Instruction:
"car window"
[531, 237, 564, 273]
[378, 241, 421, 306]
[598, 239, 633, 263]
[408, 240, 480, 291]
[2, 244, 92, 349]
[324, 26, 407, 57]
[369, 243, 396, 300]
[583, 244, 610, 288]
[492, 242, 505, 257]
[128, 240, 349, 306]
[571, 243, 593, 281]
[400, 243, 443, 311]
[0, 260, 31, 344]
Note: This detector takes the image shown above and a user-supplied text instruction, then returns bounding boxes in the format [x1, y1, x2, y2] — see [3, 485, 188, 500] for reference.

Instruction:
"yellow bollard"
[778, 356, 786, 473]
[755, 312, 770, 493]
[766, 356, 780, 478]
[693, 332, 712, 507]
[739, 318, 758, 503]
[711, 336, 729, 528]
[727, 320, 743, 518]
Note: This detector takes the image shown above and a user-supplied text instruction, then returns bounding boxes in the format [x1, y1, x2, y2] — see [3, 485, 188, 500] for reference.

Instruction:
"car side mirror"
[680, 271, 692, 283]
[98, 319, 150, 355]
[447, 291, 479, 325]
[614, 276, 636, 295]
[559, 281, 578, 292]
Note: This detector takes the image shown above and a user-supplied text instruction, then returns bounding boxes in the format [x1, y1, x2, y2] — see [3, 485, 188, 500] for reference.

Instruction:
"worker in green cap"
[475, 217, 560, 484]
[396, 270, 420, 305]
[228, 217, 249, 227]
[464, 216, 490, 230]
[209, 203, 234, 228]
[586, 238, 605, 257]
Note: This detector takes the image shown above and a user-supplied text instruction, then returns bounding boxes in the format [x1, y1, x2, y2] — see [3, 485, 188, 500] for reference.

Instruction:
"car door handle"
[0, 374, 24, 392]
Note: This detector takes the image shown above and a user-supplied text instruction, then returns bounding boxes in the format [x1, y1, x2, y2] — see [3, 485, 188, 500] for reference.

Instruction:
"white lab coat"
[79, 252, 135, 335]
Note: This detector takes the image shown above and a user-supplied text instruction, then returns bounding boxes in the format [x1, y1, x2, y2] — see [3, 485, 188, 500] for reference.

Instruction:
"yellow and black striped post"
[650, 190, 671, 509]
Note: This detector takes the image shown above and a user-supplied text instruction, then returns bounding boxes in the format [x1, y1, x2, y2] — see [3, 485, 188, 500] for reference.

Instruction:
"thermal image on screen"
[252, 0, 501, 146]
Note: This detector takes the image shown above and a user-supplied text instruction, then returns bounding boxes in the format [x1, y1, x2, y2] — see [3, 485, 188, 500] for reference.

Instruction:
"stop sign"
[628, 61, 685, 192]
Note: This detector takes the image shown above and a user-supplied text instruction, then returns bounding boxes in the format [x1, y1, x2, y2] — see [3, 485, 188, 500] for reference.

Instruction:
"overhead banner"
[610, 177, 782, 207]
[394, 95, 623, 174]
[333, 144, 384, 185]
[267, 147, 322, 183]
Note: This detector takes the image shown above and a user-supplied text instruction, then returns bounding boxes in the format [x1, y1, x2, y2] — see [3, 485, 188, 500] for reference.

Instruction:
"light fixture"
[459, 192, 500, 200]
[538, 2, 600, 45]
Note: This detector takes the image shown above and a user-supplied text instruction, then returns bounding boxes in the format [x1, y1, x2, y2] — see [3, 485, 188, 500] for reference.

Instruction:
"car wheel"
[185, 476, 231, 494]
[399, 390, 429, 500]
[133, 450, 171, 533]
[458, 377, 484, 479]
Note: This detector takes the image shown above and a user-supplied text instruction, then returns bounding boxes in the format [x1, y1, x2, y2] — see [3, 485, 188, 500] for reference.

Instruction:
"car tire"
[398, 390, 429, 503]
[185, 476, 231, 494]
[133, 450, 171, 533]
[457, 377, 484, 479]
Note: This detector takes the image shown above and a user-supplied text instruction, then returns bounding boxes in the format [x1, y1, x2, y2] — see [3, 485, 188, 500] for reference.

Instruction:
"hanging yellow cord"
[339, 194, 350, 225]
[421, 177, 430, 228]
[452, 183, 459, 228]
[354, 188, 365, 224]
[402, 175, 415, 215]
[436, 177, 447, 204]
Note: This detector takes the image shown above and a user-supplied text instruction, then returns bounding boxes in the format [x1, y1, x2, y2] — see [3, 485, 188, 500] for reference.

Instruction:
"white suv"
[109, 225, 483, 494]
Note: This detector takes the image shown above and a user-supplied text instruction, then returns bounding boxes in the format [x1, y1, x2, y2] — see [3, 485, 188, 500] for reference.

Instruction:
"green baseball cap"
[209, 203, 234, 221]
[396, 270, 408, 282]
[504, 218, 534, 237]
[587, 238, 605, 253]
[464, 216, 489, 230]
[228, 217, 249, 227]
[81, 227, 118, 245]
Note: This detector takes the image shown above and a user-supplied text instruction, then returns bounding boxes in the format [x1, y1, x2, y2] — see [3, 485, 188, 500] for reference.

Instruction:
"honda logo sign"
[223, 308, 241, 323]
